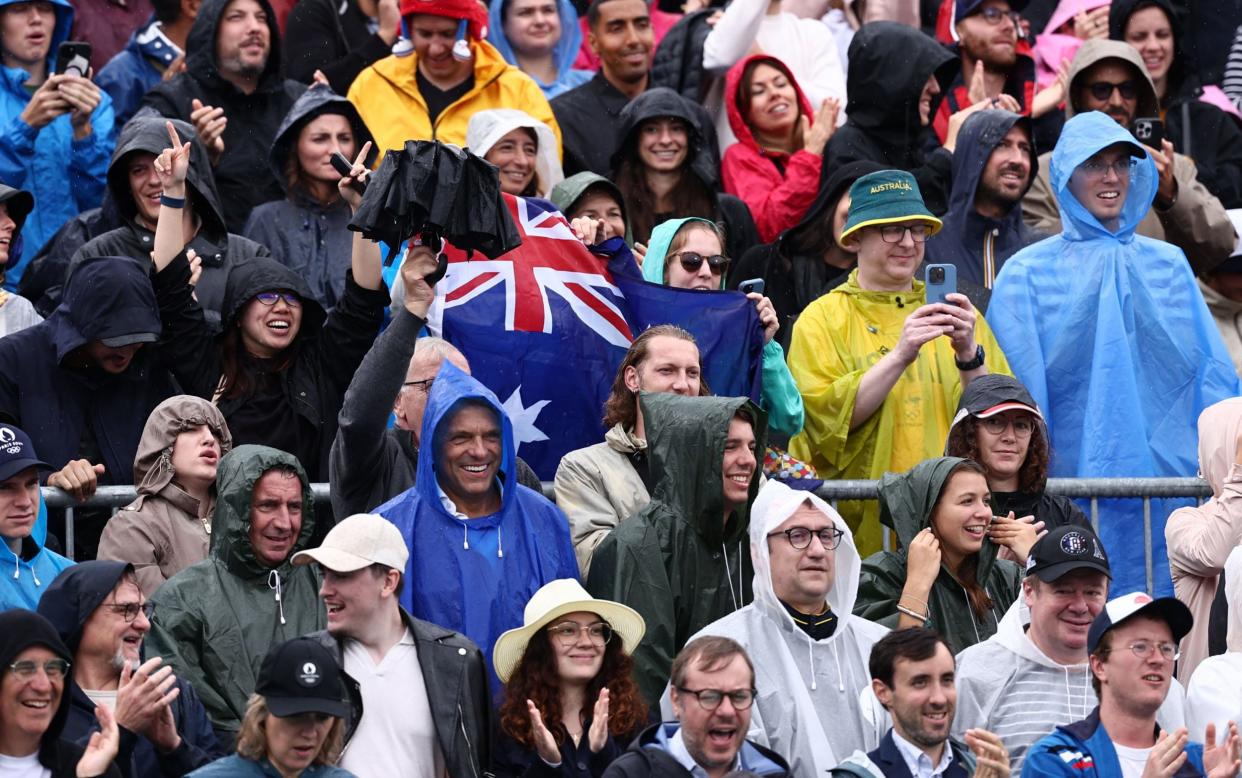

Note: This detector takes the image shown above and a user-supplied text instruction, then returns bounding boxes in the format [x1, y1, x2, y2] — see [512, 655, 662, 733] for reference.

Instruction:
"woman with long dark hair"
[492, 579, 648, 777]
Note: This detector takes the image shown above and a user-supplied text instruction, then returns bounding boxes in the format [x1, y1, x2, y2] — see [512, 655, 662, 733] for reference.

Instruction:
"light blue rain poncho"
[487, 0, 592, 99]
[642, 217, 804, 439]
[988, 111, 1241, 595]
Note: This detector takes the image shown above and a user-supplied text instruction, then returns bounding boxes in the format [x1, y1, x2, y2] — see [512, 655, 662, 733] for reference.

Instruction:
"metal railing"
[44, 477, 1212, 594]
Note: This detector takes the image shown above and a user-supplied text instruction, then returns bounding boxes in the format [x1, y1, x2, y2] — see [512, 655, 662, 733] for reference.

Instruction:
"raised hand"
[966, 728, 1011, 778]
[189, 98, 226, 163]
[19, 75, 72, 130]
[57, 74, 101, 139]
[589, 688, 612, 753]
[527, 699, 562, 766]
[1143, 729, 1190, 778]
[114, 656, 181, 752]
[338, 141, 373, 212]
[905, 528, 942, 593]
[401, 245, 440, 318]
[748, 292, 779, 344]
[154, 121, 191, 195]
[802, 98, 840, 157]
[1204, 721, 1242, 778]
[76, 704, 120, 778]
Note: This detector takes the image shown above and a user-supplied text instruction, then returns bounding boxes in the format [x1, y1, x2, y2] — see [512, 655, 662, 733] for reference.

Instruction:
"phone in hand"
[738, 278, 765, 296]
[1131, 117, 1164, 148]
[925, 263, 957, 306]
[55, 42, 91, 77]
[330, 151, 365, 192]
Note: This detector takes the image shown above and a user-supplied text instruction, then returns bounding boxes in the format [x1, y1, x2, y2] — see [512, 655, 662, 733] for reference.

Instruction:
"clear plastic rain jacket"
[146, 445, 324, 736]
[670, 478, 889, 775]
[988, 110, 1242, 597]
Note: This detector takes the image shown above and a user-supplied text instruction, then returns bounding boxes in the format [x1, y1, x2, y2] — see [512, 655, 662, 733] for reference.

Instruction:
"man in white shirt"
[294, 513, 491, 778]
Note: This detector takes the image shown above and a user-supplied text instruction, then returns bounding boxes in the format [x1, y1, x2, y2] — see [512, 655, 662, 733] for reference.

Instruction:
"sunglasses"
[254, 292, 302, 308]
[673, 251, 730, 275]
[1086, 80, 1138, 101]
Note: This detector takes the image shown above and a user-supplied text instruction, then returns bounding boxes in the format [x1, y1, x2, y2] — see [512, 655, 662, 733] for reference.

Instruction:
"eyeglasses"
[402, 377, 434, 394]
[979, 416, 1034, 437]
[1086, 80, 1138, 102]
[878, 225, 930, 243]
[254, 292, 302, 308]
[767, 526, 845, 550]
[546, 621, 613, 646]
[1116, 640, 1179, 662]
[975, 6, 1020, 25]
[673, 251, 730, 276]
[675, 687, 758, 711]
[8, 659, 70, 681]
[1078, 157, 1137, 178]
[104, 601, 155, 623]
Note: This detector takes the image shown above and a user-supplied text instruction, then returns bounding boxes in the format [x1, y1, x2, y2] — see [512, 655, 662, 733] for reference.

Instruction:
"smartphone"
[330, 151, 365, 192]
[925, 263, 957, 305]
[55, 42, 91, 77]
[738, 278, 765, 296]
[1131, 117, 1164, 148]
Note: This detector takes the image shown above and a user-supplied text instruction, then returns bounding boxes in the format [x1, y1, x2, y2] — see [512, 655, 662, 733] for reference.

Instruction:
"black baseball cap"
[1087, 592, 1193, 655]
[1024, 524, 1111, 582]
[0, 424, 51, 482]
[255, 638, 348, 718]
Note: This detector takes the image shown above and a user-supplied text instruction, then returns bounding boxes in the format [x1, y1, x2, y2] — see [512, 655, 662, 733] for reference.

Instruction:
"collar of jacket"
[366, 39, 511, 111]
[1058, 706, 1201, 777]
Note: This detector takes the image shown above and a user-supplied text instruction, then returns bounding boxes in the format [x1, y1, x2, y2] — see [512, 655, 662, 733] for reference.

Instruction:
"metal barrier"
[44, 477, 1213, 593]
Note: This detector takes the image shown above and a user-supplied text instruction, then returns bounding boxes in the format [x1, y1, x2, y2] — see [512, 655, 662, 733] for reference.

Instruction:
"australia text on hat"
[869, 181, 913, 194]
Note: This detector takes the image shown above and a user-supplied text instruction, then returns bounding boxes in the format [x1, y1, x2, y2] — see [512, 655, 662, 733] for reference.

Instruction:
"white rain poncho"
[664, 478, 889, 774]
[465, 108, 563, 198]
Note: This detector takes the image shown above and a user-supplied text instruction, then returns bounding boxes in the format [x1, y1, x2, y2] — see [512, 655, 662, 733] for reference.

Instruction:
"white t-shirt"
[0, 751, 51, 778]
[82, 689, 118, 712]
[340, 629, 447, 778]
[1113, 742, 1154, 778]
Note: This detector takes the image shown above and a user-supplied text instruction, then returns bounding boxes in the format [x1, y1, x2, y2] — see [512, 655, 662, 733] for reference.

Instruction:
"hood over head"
[0, 609, 73, 764]
[1107, 0, 1187, 93]
[639, 392, 768, 546]
[550, 171, 628, 227]
[1065, 38, 1161, 120]
[724, 54, 815, 157]
[268, 84, 377, 194]
[0, 183, 33, 269]
[0, 0, 73, 70]
[134, 395, 233, 496]
[1195, 398, 1242, 499]
[946, 110, 1038, 215]
[36, 561, 133, 654]
[466, 108, 564, 197]
[486, 0, 583, 86]
[210, 444, 315, 577]
[641, 217, 722, 287]
[843, 21, 956, 143]
[221, 257, 327, 335]
[749, 478, 863, 630]
[780, 159, 886, 251]
[612, 87, 719, 189]
[183, 0, 287, 93]
[50, 255, 162, 365]
[1050, 110, 1155, 241]
[106, 116, 225, 234]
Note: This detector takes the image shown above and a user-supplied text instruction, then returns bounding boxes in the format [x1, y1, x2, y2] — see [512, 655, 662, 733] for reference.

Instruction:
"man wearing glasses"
[672, 478, 890, 775]
[605, 636, 791, 777]
[1022, 592, 1242, 778]
[35, 560, 224, 778]
[786, 169, 1011, 556]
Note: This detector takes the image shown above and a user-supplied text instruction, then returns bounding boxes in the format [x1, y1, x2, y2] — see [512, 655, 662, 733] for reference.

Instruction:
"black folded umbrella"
[348, 141, 523, 267]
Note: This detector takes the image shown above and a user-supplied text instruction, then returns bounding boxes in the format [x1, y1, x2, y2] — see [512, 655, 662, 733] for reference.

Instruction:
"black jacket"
[139, 0, 307, 232]
[283, 0, 395, 93]
[649, 9, 714, 103]
[19, 200, 123, 317]
[153, 253, 386, 482]
[492, 719, 628, 778]
[826, 22, 957, 216]
[601, 723, 790, 777]
[305, 608, 491, 778]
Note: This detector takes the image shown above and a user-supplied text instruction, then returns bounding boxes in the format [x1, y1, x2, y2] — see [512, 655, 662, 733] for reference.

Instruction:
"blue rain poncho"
[487, 0, 591, 98]
[988, 110, 1241, 595]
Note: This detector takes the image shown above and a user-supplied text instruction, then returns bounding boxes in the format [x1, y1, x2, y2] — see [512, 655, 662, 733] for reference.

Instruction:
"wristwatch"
[955, 344, 985, 371]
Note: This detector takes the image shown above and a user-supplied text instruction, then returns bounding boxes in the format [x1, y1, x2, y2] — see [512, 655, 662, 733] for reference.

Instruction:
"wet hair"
[498, 618, 648, 748]
[614, 117, 715, 246]
[236, 694, 344, 766]
[928, 459, 995, 619]
[945, 413, 1050, 492]
[735, 57, 802, 141]
[869, 627, 952, 691]
[602, 325, 710, 429]
[670, 636, 755, 689]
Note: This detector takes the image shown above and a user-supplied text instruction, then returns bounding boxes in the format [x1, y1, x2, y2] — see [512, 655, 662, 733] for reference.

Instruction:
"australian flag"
[426, 195, 765, 479]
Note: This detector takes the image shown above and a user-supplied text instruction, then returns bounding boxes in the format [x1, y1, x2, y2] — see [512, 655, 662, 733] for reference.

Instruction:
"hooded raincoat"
[96, 396, 233, 597]
[0, 183, 39, 336]
[486, 0, 591, 98]
[721, 55, 823, 244]
[146, 445, 325, 736]
[140, 0, 307, 232]
[466, 108, 564, 198]
[673, 479, 889, 775]
[243, 85, 376, 311]
[374, 362, 579, 692]
[825, 22, 956, 216]
[548, 171, 631, 244]
[924, 110, 1042, 291]
[855, 457, 1023, 656]
[0, 478, 72, 611]
[786, 270, 1011, 555]
[990, 110, 1242, 596]
[0, 0, 114, 290]
[1164, 398, 1242, 683]
[640, 217, 803, 439]
[585, 393, 768, 706]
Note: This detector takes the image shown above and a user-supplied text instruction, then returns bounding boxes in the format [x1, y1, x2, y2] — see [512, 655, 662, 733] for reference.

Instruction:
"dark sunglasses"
[1086, 80, 1138, 101]
[674, 251, 730, 275]
[254, 292, 302, 308]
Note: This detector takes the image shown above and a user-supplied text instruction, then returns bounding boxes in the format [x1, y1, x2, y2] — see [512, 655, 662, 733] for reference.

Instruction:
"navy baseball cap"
[0, 424, 50, 482]
[1086, 592, 1193, 655]
[1024, 525, 1111, 583]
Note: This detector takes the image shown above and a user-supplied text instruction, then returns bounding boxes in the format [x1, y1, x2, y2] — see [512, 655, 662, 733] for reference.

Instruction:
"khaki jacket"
[98, 486, 215, 597]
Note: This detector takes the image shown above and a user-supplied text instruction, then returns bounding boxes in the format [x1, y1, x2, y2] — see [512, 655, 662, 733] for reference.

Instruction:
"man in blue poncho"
[988, 110, 1241, 596]
[374, 361, 579, 692]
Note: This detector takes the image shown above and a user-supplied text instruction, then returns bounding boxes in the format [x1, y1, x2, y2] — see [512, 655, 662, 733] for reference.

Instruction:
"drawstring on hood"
[268, 569, 286, 625]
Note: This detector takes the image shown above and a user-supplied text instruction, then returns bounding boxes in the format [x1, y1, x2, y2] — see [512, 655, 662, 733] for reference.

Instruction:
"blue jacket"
[187, 755, 355, 777]
[987, 111, 1242, 595]
[1022, 708, 1206, 778]
[0, 494, 72, 611]
[0, 0, 114, 290]
[96, 17, 182, 126]
[374, 362, 579, 692]
[486, 0, 591, 98]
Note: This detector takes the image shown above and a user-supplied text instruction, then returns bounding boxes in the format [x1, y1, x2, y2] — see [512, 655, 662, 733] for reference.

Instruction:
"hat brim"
[290, 546, 374, 573]
[265, 694, 349, 719]
[492, 599, 646, 683]
[0, 457, 52, 483]
[839, 214, 943, 246]
[974, 401, 1044, 421]
[1116, 597, 1194, 645]
[99, 332, 159, 348]
[1031, 557, 1112, 583]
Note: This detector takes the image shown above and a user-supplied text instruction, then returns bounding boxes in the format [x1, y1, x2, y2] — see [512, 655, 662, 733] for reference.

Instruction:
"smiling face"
[549, 610, 608, 684]
[0, 0, 54, 71]
[1067, 143, 1133, 230]
[320, 565, 396, 638]
[849, 220, 926, 292]
[971, 410, 1033, 486]
[767, 503, 837, 612]
[875, 642, 956, 753]
[1091, 615, 1174, 718]
[589, 0, 652, 86]
[670, 652, 754, 773]
[918, 75, 941, 127]
[976, 124, 1032, 215]
[215, 0, 269, 81]
[1024, 571, 1108, 662]
[0, 646, 63, 750]
[411, 13, 474, 88]
[930, 470, 992, 560]
[0, 201, 13, 265]
[295, 114, 356, 188]
[955, 0, 1018, 68]
[485, 127, 538, 196]
[435, 403, 503, 515]
[248, 469, 304, 568]
[265, 711, 334, 776]
[664, 224, 724, 291]
[637, 117, 689, 173]
[1123, 6, 1174, 89]
[0, 467, 38, 541]
[745, 62, 799, 143]
[125, 152, 164, 230]
[238, 292, 303, 358]
[169, 424, 223, 494]
[721, 415, 757, 512]
[504, 0, 561, 57]
[78, 576, 149, 673]
[569, 188, 626, 241]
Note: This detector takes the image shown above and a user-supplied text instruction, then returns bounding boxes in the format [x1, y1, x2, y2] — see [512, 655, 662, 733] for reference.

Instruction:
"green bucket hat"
[840, 170, 943, 244]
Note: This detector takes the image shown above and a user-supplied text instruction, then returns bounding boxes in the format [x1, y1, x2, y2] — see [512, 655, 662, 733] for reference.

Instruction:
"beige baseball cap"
[292, 513, 408, 572]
